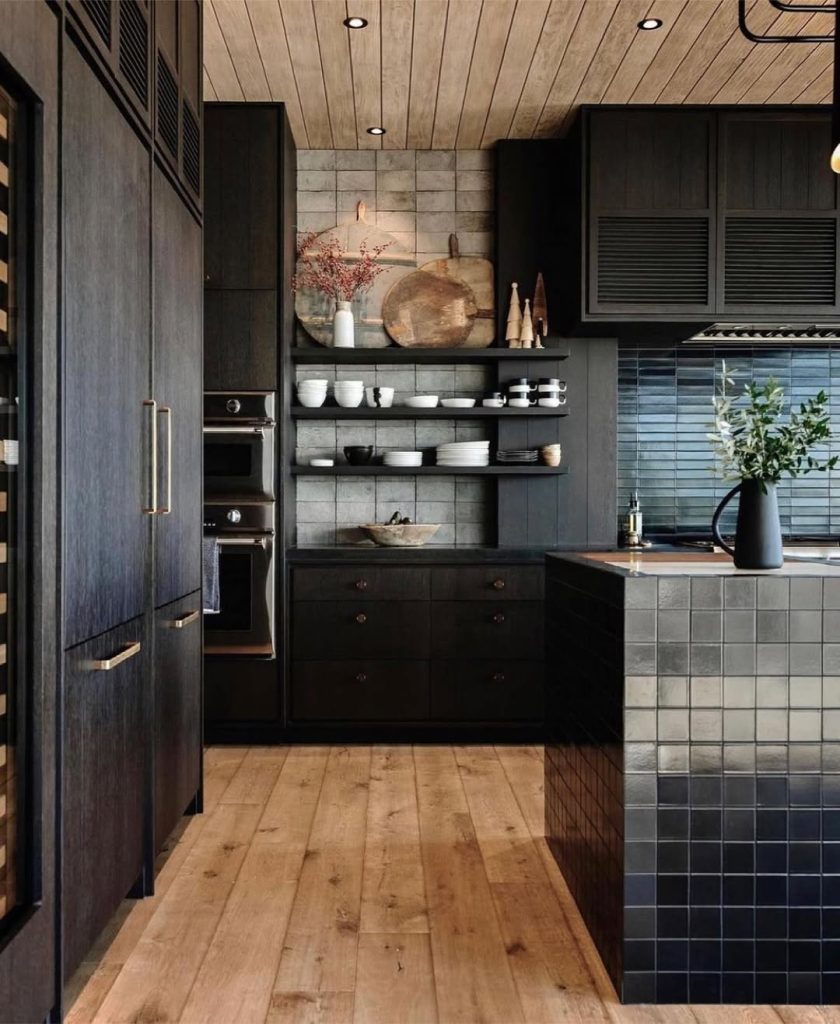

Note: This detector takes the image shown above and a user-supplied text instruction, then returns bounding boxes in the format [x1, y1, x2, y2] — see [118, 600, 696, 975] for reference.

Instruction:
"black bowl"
[344, 445, 374, 466]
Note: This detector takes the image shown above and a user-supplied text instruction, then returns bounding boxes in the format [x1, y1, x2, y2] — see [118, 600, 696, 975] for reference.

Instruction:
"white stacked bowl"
[297, 379, 328, 408]
[333, 380, 365, 409]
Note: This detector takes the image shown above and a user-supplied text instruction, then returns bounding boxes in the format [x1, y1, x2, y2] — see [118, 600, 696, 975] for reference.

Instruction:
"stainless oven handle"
[202, 426, 269, 436]
[215, 537, 270, 548]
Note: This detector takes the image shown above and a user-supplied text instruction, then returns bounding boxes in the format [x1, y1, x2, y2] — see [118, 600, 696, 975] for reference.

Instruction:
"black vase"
[711, 478, 783, 569]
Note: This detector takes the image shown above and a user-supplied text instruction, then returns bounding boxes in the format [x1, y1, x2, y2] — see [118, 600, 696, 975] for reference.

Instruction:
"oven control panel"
[203, 502, 274, 533]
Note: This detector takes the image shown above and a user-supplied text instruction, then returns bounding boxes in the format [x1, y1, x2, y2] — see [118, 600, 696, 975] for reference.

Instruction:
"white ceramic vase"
[333, 300, 355, 348]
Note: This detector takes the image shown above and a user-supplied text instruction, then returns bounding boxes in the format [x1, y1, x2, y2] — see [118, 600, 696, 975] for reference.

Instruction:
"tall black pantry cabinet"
[60, 2, 203, 988]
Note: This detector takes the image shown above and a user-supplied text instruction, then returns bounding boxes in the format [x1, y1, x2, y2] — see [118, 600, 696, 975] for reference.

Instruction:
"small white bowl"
[405, 395, 439, 409]
[297, 379, 329, 387]
[298, 394, 327, 408]
[309, 458, 334, 467]
[335, 393, 364, 408]
[334, 380, 364, 387]
[441, 398, 476, 409]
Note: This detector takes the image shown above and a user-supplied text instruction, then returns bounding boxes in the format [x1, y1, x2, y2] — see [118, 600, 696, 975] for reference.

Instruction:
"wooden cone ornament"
[506, 282, 522, 348]
[519, 298, 534, 349]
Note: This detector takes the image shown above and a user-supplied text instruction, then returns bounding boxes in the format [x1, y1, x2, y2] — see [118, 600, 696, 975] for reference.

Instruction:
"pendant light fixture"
[737, 0, 837, 171]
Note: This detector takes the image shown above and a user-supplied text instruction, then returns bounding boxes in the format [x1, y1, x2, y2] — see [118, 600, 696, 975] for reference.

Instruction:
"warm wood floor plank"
[360, 746, 428, 934]
[179, 748, 329, 1024]
[693, 1010, 783, 1024]
[353, 933, 438, 1024]
[267, 990, 355, 1024]
[92, 803, 262, 1023]
[270, 746, 372, 1002]
[455, 745, 546, 884]
[495, 744, 545, 838]
[414, 745, 524, 1024]
[776, 1010, 840, 1024]
[491, 882, 610, 1023]
[202, 745, 249, 812]
[218, 745, 290, 806]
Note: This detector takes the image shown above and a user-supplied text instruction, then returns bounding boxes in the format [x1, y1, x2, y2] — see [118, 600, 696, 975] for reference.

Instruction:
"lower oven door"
[203, 424, 275, 500]
[204, 534, 275, 658]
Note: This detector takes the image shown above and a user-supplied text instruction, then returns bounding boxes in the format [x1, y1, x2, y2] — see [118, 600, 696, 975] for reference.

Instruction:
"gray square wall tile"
[725, 577, 756, 608]
[758, 577, 790, 609]
[692, 577, 722, 609]
[625, 610, 656, 642]
[659, 578, 691, 608]
[625, 578, 658, 609]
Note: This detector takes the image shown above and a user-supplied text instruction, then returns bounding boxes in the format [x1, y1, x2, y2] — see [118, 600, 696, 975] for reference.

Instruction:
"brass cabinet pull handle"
[492, 612, 506, 625]
[492, 578, 506, 590]
[91, 641, 141, 671]
[355, 672, 367, 683]
[355, 613, 367, 625]
[355, 579, 368, 591]
[168, 609, 199, 630]
[492, 672, 506, 683]
[158, 405, 173, 515]
[142, 399, 157, 514]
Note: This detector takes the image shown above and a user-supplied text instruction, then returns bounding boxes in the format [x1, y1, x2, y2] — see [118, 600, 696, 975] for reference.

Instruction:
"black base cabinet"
[289, 562, 545, 736]
[154, 592, 202, 854]
[62, 617, 147, 980]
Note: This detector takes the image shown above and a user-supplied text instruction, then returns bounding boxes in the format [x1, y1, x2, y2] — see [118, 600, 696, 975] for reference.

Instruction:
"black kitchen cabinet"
[154, 592, 202, 853]
[63, 40, 150, 649]
[204, 103, 296, 390]
[63, 616, 147, 979]
[288, 563, 544, 734]
[153, 165, 202, 608]
[549, 105, 840, 327]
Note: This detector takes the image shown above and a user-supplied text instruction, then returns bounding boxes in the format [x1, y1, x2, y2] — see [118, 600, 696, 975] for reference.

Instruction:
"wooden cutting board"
[417, 234, 495, 347]
[382, 269, 478, 348]
[294, 201, 416, 349]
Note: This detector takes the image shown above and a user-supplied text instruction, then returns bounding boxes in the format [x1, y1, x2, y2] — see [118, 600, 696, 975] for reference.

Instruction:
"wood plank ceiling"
[203, 0, 836, 149]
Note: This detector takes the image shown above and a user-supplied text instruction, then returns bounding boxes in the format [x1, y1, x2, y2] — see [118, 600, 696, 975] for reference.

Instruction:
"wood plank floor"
[67, 746, 840, 1024]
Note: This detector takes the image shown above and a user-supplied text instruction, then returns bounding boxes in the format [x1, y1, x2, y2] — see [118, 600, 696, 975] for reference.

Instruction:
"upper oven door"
[203, 424, 275, 500]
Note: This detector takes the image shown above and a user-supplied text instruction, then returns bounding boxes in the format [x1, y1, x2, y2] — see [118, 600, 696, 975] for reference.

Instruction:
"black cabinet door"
[203, 288, 277, 391]
[154, 591, 201, 853]
[63, 616, 146, 979]
[63, 42, 150, 648]
[153, 166, 202, 608]
[586, 108, 715, 319]
[718, 111, 839, 316]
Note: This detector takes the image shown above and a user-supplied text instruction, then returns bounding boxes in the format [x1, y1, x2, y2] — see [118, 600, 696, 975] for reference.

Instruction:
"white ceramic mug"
[538, 396, 566, 408]
[509, 397, 531, 409]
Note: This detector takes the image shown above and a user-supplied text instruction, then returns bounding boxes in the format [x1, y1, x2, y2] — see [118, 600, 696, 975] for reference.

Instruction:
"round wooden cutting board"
[382, 270, 478, 348]
[294, 202, 416, 349]
[418, 234, 495, 347]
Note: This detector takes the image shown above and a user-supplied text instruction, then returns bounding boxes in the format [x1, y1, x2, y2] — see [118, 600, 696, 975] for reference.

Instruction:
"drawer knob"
[492, 578, 506, 590]
[492, 612, 506, 625]
[355, 613, 367, 625]
[355, 672, 367, 683]
[492, 672, 506, 684]
[355, 579, 369, 591]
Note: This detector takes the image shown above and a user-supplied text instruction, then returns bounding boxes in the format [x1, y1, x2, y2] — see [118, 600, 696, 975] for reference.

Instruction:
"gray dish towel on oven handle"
[203, 536, 220, 614]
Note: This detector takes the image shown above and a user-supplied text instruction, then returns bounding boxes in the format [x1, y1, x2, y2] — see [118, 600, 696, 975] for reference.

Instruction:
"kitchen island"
[545, 551, 840, 1005]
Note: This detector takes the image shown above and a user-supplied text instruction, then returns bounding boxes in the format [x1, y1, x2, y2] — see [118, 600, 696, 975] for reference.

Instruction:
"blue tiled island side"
[545, 551, 840, 1005]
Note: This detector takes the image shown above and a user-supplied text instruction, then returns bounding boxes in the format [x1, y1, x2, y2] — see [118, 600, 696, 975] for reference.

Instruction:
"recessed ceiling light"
[638, 17, 663, 30]
[366, 126, 385, 136]
[344, 16, 368, 28]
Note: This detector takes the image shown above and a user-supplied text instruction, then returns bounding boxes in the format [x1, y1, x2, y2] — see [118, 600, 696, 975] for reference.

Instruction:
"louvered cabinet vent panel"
[596, 217, 709, 304]
[724, 217, 837, 305]
[182, 101, 200, 196]
[80, 0, 112, 48]
[156, 53, 178, 160]
[118, 0, 148, 108]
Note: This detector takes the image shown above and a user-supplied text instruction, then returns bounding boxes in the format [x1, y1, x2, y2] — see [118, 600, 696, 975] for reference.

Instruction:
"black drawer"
[292, 660, 429, 721]
[431, 661, 544, 722]
[431, 601, 543, 659]
[294, 566, 431, 602]
[293, 601, 430, 660]
[431, 566, 543, 601]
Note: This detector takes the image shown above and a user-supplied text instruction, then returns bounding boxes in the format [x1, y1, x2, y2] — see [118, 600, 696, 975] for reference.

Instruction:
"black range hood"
[685, 323, 840, 345]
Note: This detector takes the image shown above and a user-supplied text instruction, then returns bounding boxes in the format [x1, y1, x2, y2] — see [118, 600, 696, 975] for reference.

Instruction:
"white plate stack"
[435, 440, 490, 467]
[383, 451, 423, 468]
[333, 380, 365, 408]
[296, 379, 328, 408]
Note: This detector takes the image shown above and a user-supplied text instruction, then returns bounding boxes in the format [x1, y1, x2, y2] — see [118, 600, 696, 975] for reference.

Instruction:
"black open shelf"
[290, 345, 570, 364]
[291, 406, 568, 419]
[292, 465, 568, 477]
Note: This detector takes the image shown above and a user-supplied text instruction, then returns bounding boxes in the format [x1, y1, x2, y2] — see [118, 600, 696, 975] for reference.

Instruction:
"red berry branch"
[293, 232, 391, 302]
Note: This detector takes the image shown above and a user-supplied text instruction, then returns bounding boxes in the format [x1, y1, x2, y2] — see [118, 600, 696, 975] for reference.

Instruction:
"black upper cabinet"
[573, 106, 838, 325]
[153, 166, 202, 608]
[718, 111, 838, 316]
[154, 0, 202, 210]
[204, 104, 296, 391]
[63, 42, 150, 649]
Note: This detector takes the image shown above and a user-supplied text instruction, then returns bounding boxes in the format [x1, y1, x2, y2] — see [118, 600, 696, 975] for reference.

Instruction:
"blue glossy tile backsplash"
[617, 346, 840, 538]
